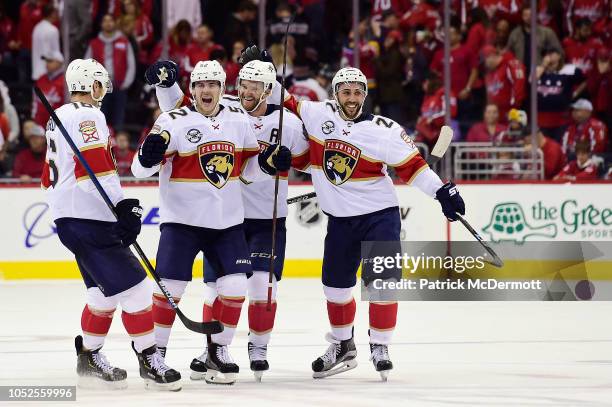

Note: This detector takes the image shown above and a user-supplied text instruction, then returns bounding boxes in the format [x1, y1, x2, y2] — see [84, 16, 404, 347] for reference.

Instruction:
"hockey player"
[42, 58, 181, 391]
[147, 59, 309, 381]
[132, 60, 292, 385]
[241, 48, 465, 381]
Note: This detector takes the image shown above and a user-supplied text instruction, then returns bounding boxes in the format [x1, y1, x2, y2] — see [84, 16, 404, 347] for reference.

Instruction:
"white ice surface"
[1, 279, 611, 407]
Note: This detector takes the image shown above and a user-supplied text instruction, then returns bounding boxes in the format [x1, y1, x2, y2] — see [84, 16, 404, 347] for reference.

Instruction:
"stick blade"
[431, 125, 453, 159]
[176, 310, 224, 334]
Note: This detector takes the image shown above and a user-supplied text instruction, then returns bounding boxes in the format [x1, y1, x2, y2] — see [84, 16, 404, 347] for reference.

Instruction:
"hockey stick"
[34, 86, 223, 335]
[283, 126, 504, 267]
[267, 14, 295, 311]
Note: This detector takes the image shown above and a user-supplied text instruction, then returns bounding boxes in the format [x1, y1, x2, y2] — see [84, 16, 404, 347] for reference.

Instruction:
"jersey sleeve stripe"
[73, 146, 117, 180]
[394, 155, 429, 184]
[291, 149, 310, 170]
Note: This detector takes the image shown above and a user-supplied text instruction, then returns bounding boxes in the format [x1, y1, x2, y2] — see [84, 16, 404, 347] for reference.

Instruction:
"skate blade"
[379, 370, 389, 382]
[204, 369, 236, 385]
[253, 371, 263, 382]
[190, 368, 208, 381]
[77, 375, 128, 390]
[143, 379, 182, 392]
[312, 358, 358, 379]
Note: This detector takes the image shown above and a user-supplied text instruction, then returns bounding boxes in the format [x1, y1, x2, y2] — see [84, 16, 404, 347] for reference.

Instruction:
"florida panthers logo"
[198, 141, 235, 188]
[323, 139, 360, 185]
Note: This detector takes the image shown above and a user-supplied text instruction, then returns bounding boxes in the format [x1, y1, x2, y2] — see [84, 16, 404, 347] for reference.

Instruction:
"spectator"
[466, 104, 508, 143]
[165, 0, 201, 34]
[375, 30, 407, 124]
[12, 124, 46, 181]
[586, 48, 612, 131]
[31, 3, 60, 81]
[122, 0, 154, 56]
[562, 99, 608, 156]
[416, 73, 458, 147]
[507, 5, 563, 73]
[118, 14, 139, 64]
[523, 128, 566, 179]
[210, 48, 240, 95]
[290, 58, 329, 102]
[186, 24, 224, 72]
[465, 8, 496, 57]
[565, 0, 608, 36]
[32, 50, 65, 129]
[430, 19, 479, 133]
[112, 131, 135, 177]
[537, 0, 565, 36]
[562, 18, 603, 77]
[0, 80, 19, 144]
[65, 0, 92, 60]
[17, 0, 45, 82]
[223, 1, 258, 53]
[494, 18, 511, 48]
[473, 0, 521, 22]
[536, 47, 585, 141]
[554, 141, 599, 181]
[85, 13, 136, 131]
[0, 3, 18, 74]
[399, 0, 441, 33]
[268, 2, 311, 56]
[483, 45, 526, 120]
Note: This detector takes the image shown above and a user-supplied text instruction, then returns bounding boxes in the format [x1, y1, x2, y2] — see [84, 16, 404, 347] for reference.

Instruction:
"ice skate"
[312, 333, 357, 378]
[248, 342, 269, 382]
[132, 342, 181, 391]
[202, 343, 239, 385]
[370, 343, 393, 381]
[189, 348, 208, 380]
[75, 335, 128, 390]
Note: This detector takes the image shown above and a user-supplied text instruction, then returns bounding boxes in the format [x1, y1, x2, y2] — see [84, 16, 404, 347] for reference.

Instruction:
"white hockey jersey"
[131, 103, 263, 229]
[43, 102, 123, 222]
[221, 95, 310, 219]
[294, 99, 443, 217]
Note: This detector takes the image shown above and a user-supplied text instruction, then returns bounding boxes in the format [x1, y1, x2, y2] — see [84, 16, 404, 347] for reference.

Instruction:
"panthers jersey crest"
[198, 141, 235, 188]
[323, 139, 360, 185]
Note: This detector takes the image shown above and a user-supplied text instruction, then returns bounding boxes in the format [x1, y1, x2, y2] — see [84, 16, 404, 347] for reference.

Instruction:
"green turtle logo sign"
[483, 203, 556, 243]
[482, 200, 612, 241]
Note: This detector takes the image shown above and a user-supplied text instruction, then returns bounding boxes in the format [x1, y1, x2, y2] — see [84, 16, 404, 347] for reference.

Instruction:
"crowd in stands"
[0, 0, 610, 181]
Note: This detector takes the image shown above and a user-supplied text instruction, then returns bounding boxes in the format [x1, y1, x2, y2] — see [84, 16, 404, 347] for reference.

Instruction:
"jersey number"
[47, 138, 59, 188]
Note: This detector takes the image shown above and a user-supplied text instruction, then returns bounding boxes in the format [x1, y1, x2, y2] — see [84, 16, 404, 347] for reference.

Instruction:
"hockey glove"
[138, 131, 170, 168]
[114, 198, 143, 247]
[144, 60, 179, 87]
[258, 144, 292, 175]
[435, 182, 465, 221]
[238, 45, 273, 66]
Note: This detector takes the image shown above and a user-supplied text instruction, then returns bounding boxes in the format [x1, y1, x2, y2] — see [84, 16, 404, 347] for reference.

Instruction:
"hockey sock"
[327, 298, 356, 340]
[248, 301, 277, 346]
[324, 286, 356, 340]
[151, 279, 187, 348]
[121, 308, 155, 352]
[369, 302, 398, 345]
[81, 305, 114, 350]
[248, 271, 278, 346]
[211, 274, 247, 345]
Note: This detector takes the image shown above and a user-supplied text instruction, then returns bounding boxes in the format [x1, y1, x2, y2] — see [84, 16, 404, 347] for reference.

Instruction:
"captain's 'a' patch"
[323, 139, 360, 185]
[198, 141, 235, 188]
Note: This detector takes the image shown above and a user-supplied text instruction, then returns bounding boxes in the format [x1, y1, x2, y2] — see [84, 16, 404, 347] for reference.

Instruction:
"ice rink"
[1, 278, 611, 406]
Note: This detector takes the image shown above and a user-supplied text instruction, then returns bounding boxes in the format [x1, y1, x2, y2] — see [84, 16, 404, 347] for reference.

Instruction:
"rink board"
[1, 183, 611, 280]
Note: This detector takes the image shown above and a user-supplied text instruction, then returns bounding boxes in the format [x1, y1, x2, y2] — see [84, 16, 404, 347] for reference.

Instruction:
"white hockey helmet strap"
[238, 60, 276, 112]
[65, 58, 113, 102]
[190, 60, 226, 114]
[332, 67, 368, 119]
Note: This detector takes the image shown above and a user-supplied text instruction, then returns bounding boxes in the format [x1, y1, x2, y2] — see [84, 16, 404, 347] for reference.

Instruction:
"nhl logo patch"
[198, 141, 235, 188]
[186, 128, 203, 143]
[323, 139, 360, 185]
[79, 120, 99, 143]
[321, 120, 335, 135]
